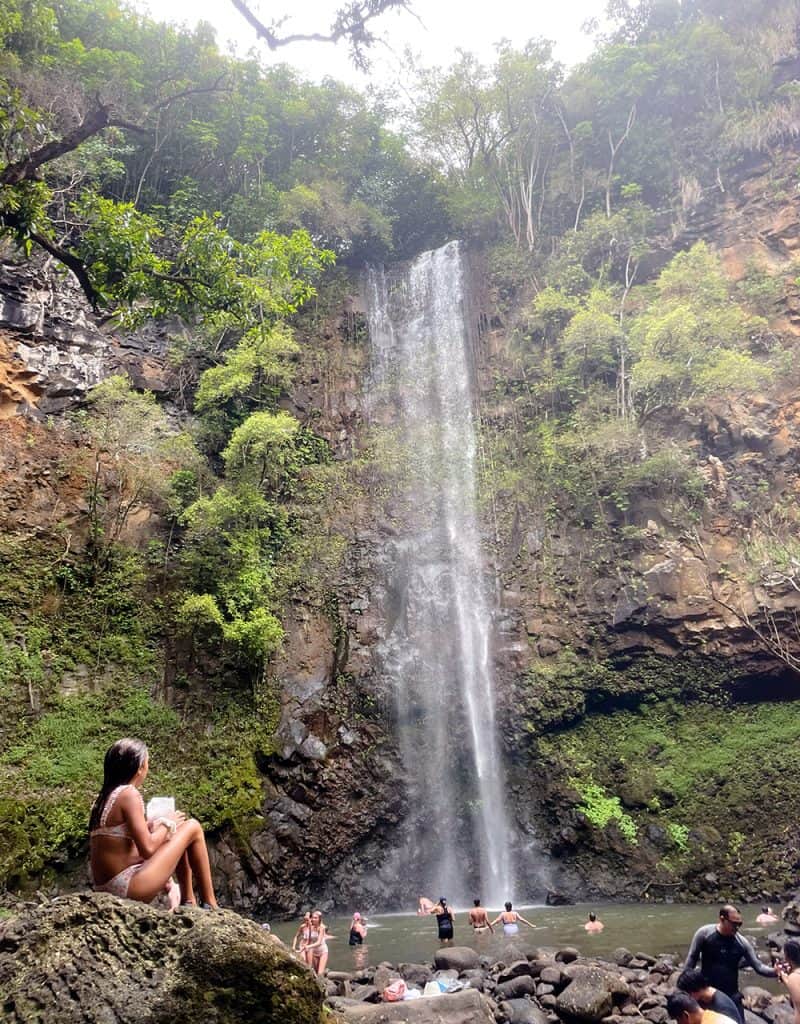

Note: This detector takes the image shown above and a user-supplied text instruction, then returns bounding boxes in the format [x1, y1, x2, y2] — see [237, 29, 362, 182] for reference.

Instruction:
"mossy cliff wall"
[1, 141, 800, 911]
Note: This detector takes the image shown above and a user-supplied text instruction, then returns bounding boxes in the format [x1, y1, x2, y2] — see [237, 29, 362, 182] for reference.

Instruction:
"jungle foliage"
[1, 0, 800, 884]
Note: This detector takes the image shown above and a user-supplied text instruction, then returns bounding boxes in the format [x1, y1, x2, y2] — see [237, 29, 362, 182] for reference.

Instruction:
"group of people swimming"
[417, 895, 602, 942]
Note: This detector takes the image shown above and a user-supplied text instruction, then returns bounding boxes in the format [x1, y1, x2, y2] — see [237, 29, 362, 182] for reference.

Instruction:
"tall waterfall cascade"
[365, 240, 514, 906]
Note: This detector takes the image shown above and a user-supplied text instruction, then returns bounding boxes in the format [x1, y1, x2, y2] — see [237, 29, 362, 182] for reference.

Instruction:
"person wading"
[469, 898, 493, 935]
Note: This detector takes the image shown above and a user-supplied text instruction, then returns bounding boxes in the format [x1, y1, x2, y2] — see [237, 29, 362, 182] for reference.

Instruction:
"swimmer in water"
[418, 895, 434, 915]
[469, 898, 494, 935]
[756, 906, 779, 926]
[584, 911, 604, 933]
[349, 911, 367, 946]
[430, 897, 455, 942]
[491, 901, 535, 936]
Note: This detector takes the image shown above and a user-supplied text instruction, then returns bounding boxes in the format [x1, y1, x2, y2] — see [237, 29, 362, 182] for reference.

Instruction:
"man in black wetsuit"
[685, 905, 777, 1024]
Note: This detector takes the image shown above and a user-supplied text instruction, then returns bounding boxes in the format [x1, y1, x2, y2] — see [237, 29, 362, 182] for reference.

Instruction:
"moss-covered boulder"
[0, 892, 323, 1023]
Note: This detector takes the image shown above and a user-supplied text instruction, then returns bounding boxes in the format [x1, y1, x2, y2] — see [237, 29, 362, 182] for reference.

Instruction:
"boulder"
[743, 987, 775, 1013]
[433, 947, 480, 972]
[782, 898, 800, 935]
[557, 948, 581, 964]
[497, 961, 535, 983]
[539, 967, 564, 987]
[496, 975, 538, 1001]
[613, 950, 635, 967]
[498, 998, 551, 1024]
[556, 965, 630, 1023]
[400, 964, 434, 988]
[762, 1002, 796, 1024]
[335, 987, 495, 1022]
[0, 892, 323, 1024]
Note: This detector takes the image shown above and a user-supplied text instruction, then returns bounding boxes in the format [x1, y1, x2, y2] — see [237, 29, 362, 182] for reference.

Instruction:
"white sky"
[133, 0, 609, 86]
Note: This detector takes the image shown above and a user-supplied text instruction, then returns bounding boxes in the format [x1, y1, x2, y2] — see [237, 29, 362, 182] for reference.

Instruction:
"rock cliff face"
[3, 141, 800, 912]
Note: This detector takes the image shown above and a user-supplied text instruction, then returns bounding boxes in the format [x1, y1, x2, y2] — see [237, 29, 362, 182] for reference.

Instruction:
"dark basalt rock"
[0, 892, 323, 1024]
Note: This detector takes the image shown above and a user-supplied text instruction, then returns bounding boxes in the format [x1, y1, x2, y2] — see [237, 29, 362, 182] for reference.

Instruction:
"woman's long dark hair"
[88, 738, 148, 831]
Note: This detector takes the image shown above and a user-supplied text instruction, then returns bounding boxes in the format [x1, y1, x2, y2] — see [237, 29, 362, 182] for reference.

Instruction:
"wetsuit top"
[437, 911, 454, 937]
[349, 927, 363, 946]
[686, 925, 776, 997]
[707, 990, 742, 1022]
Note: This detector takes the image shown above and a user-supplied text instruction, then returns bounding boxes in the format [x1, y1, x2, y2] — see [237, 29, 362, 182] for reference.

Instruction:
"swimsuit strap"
[99, 785, 129, 827]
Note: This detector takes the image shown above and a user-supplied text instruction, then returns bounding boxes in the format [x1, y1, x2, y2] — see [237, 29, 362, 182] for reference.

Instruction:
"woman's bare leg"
[128, 819, 217, 905]
[314, 951, 328, 975]
[182, 822, 217, 906]
[175, 851, 195, 904]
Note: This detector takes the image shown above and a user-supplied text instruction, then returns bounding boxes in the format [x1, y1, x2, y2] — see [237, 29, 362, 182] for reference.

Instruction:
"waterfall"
[365, 240, 514, 906]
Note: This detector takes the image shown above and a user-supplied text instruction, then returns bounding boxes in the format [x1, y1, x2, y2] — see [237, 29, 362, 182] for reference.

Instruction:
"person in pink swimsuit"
[89, 737, 219, 908]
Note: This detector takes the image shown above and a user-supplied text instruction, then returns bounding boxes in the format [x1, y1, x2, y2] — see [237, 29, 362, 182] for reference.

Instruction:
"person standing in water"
[756, 906, 779, 926]
[584, 912, 604, 933]
[491, 902, 535, 936]
[469, 898, 494, 935]
[685, 904, 776, 1023]
[349, 912, 367, 946]
[429, 897, 454, 942]
[303, 910, 330, 975]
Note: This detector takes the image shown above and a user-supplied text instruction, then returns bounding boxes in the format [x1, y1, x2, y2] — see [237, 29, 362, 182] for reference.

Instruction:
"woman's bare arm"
[117, 788, 173, 858]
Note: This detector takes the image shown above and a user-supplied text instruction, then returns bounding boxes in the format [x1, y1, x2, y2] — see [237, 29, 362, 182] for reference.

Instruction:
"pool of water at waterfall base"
[266, 902, 784, 983]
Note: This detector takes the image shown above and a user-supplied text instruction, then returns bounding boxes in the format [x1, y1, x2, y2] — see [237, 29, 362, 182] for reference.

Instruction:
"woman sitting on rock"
[89, 737, 218, 908]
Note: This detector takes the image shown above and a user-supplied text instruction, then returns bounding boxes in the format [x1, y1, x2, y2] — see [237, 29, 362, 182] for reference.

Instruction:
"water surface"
[268, 903, 782, 978]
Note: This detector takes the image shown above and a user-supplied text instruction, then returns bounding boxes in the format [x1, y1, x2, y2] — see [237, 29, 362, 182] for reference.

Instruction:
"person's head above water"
[439, 897, 447, 907]
[667, 992, 703, 1024]
[784, 940, 800, 967]
[762, 905, 772, 914]
[718, 904, 743, 935]
[588, 912, 597, 922]
[352, 912, 361, 921]
[89, 737, 149, 830]
[504, 901, 513, 911]
[677, 969, 709, 996]
[474, 899, 481, 907]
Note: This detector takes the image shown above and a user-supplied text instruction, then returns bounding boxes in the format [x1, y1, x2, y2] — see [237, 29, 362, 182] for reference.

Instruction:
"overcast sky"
[133, 0, 609, 85]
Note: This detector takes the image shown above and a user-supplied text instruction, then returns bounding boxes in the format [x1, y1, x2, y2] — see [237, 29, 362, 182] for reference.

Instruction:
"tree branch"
[228, 0, 411, 55]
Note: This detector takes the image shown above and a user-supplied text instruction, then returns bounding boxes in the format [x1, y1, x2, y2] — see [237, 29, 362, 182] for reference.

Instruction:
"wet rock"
[540, 968, 564, 986]
[782, 898, 800, 935]
[743, 987, 774, 1013]
[400, 963, 434, 987]
[0, 892, 323, 1024]
[496, 975, 538, 1001]
[498, 999, 550, 1024]
[539, 995, 558, 1010]
[335, 988, 495, 1022]
[556, 965, 630, 1023]
[761, 1001, 795, 1024]
[374, 965, 400, 993]
[643, 1008, 669, 1024]
[351, 984, 381, 1002]
[557, 948, 581, 964]
[613, 950, 635, 967]
[434, 946, 480, 972]
[497, 961, 535, 983]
